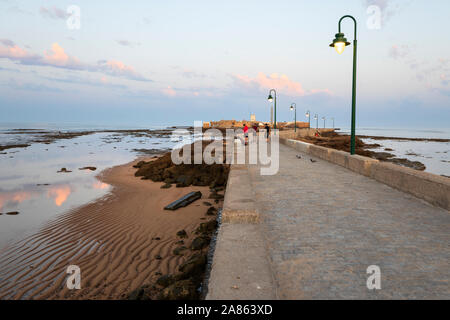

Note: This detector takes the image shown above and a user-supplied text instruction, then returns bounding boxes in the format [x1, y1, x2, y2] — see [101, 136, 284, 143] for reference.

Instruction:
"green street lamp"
[267, 89, 277, 130]
[305, 110, 311, 128]
[322, 116, 326, 128]
[330, 15, 357, 155]
[314, 114, 318, 129]
[290, 103, 297, 132]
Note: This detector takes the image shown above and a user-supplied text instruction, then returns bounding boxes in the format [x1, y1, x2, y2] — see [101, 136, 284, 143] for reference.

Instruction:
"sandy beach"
[0, 157, 222, 300]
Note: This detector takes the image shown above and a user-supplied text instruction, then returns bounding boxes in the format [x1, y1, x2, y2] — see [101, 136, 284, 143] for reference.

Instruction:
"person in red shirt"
[243, 124, 248, 145]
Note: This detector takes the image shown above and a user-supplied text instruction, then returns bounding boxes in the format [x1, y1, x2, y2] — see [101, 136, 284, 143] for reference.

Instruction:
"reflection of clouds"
[0, 190, 37, 211]
[47, 185, 72, 206]
[0, 180, 106, 212]
[92, 181, 110, 190]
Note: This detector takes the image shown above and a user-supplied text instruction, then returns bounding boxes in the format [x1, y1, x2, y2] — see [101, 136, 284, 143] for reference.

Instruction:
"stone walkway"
[247, 143, 449, 299]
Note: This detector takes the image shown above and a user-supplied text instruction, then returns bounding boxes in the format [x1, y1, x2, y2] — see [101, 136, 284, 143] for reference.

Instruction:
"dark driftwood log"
[164, 191, 202, 211]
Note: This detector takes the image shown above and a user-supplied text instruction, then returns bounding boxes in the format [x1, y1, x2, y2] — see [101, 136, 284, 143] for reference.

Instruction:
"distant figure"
[264, 123, 270, 141]
[243, 123, 249, 145]
[252, 124, 258, 132]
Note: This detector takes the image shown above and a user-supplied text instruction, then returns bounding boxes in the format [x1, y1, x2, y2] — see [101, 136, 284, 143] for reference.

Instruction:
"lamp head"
[267, 94, 273, 102]
[329, 33, 350, 54]
[290, 106, 294, 111]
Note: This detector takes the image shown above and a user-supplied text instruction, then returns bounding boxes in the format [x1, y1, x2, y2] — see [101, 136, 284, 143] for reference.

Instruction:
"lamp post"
[267, 89, 277, 129]
[305, 110, 310, 128]
[329, 15, 357, 155]
[314, 114, 318, 129]
[290, 103, 297, 132]
[322, 116, 326, 128]
[331, 117, 335, 129]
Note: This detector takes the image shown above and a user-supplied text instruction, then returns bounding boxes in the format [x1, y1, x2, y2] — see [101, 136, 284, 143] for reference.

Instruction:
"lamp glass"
[334, 42, 346, 54]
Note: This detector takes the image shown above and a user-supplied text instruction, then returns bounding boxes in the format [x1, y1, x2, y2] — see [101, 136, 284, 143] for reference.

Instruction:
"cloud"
[116, 40, 140, 48]
[388, 44, 410, 60]
[390, 45, 450, 96]
[40, 74, 128, 90]
[417, 58, 450, 87]
[39, 6, 69, 20]
[0, 38, 15, 47]
[364, 0, 411, 25]
[0, 43, 41, 64]
[233, 72, 305, 96]
[171, 66, 209, 79]
[0, 42, 151, 82]
[182, 70, 207, 79]
[6, 4, 32, 15]
[97, 59, 149, 81]
[231, 72, 330, 97]
[1, 78, 63, 93]
[43, 43, 82, 68]
[162, 86, 176, 97]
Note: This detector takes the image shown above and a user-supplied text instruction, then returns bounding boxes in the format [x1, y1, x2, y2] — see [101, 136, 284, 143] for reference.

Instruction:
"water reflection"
[0, 131, 174, 247]
[47, 185, 72, 206]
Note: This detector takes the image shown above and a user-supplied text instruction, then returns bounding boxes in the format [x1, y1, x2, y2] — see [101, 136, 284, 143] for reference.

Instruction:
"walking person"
[264, 123, 270, 142]
[243, 123, 249, 145]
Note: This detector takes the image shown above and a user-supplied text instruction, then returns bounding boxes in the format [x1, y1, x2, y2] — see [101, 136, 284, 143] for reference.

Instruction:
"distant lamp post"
[322, 116, 326, 128]
[314, 114, 318, 129]
[290, 103, 297, 132]
[305, 110, 310, 128]
[329, 15, 357, 155]
[331, 117, 335, 129]
[267, 89, 277, 129]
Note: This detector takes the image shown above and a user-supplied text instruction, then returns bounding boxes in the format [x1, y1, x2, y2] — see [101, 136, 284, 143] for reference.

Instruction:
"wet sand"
[0, 158, 221, 300]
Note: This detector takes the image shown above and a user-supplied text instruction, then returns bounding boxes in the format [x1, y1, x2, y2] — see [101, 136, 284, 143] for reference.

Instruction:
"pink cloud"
[0, 41, 151, 81]
[234, 72, 305, 96]
[0, 44, 39, 61]
[104, 60, 136, 75]
[43, 43, 81, 68]
[162, 86, 176, 97]
[233, 72, 330, 97]
[97, 59, 150, 81]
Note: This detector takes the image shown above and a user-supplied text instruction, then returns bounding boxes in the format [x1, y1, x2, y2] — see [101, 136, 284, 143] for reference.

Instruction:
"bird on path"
[310, 158, 317, 163]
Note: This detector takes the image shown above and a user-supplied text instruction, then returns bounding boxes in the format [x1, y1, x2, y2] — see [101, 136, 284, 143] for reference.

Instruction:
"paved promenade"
[246, 143, 449, 299]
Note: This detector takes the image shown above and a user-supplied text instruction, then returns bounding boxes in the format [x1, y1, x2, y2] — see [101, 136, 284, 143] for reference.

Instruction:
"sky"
[0, 0, 449, 129]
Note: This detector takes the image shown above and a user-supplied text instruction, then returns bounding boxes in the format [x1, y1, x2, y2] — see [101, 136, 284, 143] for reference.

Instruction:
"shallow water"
[337, 127, 450, 176]
[361, 138, 450, 176]
[0, 130, 175, 248]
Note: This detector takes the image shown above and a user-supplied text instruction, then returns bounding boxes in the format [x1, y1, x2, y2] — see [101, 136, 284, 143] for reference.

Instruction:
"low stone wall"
[281, 138, 450, 210]
[206, 164, 276, 300]
[221, 165, 259, 223]
[279, 128, 336, 139]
